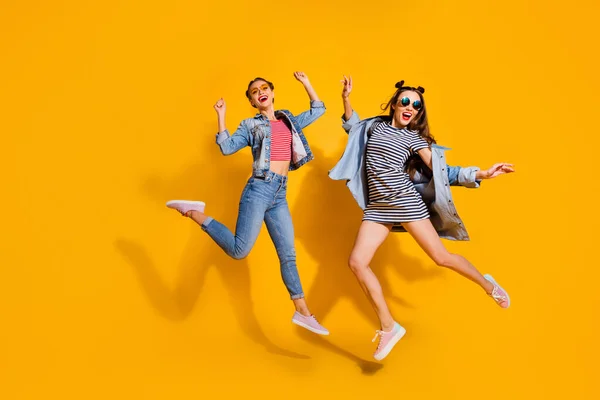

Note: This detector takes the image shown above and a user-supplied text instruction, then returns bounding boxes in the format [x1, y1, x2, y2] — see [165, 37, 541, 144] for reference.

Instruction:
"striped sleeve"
[411, 133, 429, 152]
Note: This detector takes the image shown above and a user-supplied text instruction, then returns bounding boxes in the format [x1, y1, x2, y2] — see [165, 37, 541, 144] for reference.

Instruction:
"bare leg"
[348, 221, 395, 331]
[187, 210, 208, 226]
[292, 298, 310, 316]
[401, 219, 498, 297]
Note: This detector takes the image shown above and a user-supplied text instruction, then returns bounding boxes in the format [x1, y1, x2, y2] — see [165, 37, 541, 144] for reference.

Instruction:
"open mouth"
[401, 112, 412, 121]
[258, 95, 268, 103]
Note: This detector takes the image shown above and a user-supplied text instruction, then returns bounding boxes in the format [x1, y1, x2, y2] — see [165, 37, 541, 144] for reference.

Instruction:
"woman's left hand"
[479, 163, 515, 179]
[294, 71, 310, 85]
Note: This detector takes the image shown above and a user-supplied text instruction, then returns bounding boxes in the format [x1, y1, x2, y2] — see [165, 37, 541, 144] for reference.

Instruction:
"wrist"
[476, 170, 488, 180]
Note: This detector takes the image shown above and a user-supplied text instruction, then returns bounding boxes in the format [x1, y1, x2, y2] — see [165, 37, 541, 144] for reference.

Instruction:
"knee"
[280, 252, 296, 263]
[231, 247, 251, 260]
[432, 252, 454, 268]
[348, 256, 366, 275]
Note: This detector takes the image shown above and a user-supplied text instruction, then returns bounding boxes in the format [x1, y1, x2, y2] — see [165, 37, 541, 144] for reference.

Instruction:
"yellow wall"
[1, 1, 598, 399]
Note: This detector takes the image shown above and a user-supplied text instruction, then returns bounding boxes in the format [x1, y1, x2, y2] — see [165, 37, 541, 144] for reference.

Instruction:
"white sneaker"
[372, 322, 406, 361]
[292, 312, 330, 335]
[166, 200, 205, 215]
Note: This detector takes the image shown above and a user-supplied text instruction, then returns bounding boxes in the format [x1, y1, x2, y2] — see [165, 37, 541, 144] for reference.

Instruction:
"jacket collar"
[252, 109, 291, 119]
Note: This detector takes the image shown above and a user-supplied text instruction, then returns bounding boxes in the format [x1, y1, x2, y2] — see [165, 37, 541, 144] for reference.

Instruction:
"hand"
[341, 75, 353, 99]
[479, 163, 515, 179]
[213, 98, 226, 116]
[293, 71, 310, 85]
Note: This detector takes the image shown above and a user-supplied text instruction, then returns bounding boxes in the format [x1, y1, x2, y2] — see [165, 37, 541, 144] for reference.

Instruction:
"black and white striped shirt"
[363, 122, 430, 223]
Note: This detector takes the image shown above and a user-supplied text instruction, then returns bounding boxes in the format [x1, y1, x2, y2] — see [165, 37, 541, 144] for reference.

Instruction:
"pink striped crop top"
[269, 120, 292, 161]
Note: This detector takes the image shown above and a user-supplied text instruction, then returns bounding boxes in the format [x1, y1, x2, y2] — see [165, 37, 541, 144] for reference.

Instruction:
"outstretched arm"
[447, 163, 515, 186]
[416, 143, 514, 184]
[475, 163, 515, 180]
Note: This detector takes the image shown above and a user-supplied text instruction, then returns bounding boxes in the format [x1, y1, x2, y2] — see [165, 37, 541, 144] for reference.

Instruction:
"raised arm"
[213, 98, 250, 155]
[342, 75, 353, 121]
[294, 71, 320, 102]
[293, 71, 326, 129]
[214, 98, 227, 133]
[339, 75, 362, 133]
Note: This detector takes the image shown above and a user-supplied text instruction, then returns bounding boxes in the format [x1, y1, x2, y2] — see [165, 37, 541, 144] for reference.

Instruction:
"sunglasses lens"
[400, 97, 410, 106]
[413, 100, 422, 110]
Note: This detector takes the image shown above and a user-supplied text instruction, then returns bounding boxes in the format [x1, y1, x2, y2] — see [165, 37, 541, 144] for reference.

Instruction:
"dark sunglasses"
[400, 97, 423, 110]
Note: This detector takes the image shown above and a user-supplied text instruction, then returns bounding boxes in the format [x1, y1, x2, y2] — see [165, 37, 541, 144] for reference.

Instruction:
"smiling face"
[391, 90, 423, 128]
[247, 79, 274, 110]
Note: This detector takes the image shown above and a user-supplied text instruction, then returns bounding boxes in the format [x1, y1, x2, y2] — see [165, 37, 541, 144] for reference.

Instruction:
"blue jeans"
[201, 171, 304, 299]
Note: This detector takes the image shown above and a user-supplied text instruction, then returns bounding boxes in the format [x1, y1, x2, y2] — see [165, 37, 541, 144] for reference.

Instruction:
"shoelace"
[490, 285, 508, 303]
[372, 330, 385, 351]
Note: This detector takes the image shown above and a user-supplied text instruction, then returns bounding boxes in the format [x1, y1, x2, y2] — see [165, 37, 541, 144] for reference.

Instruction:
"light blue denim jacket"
[329, 111, 481, 241]
[215, 100, 326, 178]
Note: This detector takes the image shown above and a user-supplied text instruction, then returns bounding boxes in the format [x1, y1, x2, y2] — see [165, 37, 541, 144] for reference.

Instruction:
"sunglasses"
[250, 84, 271, 96]
[400, 97, 423, 110]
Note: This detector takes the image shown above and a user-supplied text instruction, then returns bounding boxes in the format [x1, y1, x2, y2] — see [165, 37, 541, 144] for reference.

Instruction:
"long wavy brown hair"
[380, 81, 436, 179]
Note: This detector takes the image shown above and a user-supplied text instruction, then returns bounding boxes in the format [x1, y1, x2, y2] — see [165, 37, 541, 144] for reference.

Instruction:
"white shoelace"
[372, 330, 387, 351]
[490, 285, 508, 303]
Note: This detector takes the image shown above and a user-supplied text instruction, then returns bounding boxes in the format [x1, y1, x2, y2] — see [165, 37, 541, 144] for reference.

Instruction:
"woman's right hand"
[341, 75, 353, 99]
[214, 98, 226, 116]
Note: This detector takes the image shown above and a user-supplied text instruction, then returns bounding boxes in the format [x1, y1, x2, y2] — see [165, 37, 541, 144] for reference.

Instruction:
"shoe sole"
[374, 325, 406, 361]
[292, 319, 330, 336]
[166, 200, 205, 212]
[484, 274, 511, 308]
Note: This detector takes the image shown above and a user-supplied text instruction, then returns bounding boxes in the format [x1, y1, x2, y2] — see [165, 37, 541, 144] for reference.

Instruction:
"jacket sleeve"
[447, 165, 481, 188]
[294, 100, 326, 129]
[215, 120, 251, 155]
[341, 111, 361, 134]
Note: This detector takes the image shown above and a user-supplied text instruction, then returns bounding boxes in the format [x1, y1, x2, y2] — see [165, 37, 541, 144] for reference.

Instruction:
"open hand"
[293, 71, 310, 85]
[480, 163, 515, 179]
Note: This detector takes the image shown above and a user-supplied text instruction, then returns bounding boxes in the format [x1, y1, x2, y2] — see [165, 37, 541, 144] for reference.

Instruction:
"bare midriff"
[270, 160, 290, 176]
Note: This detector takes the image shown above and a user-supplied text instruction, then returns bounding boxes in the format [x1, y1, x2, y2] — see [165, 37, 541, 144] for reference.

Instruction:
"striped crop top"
[269, 119, 292, 161]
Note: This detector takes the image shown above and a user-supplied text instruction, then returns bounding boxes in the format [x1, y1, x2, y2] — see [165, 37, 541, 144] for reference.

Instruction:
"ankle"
[381, 321, 395, 332]
[188, 210, 207, 223]
[295, 308, 311, 317]
[484, 281, 494, 295]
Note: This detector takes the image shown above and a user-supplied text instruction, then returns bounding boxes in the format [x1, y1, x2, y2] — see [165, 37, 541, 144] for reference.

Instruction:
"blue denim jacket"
[328, 111, 481, 241]
[215, 100, 326, 177]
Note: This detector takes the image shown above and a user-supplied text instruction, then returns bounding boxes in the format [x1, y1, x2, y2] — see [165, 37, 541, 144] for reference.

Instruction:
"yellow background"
[1, 1, 598, 399]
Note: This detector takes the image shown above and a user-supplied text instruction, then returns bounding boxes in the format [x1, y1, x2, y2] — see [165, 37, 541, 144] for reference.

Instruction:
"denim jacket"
[328, 111, 481, 241]
[215, 100, 326, 177]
